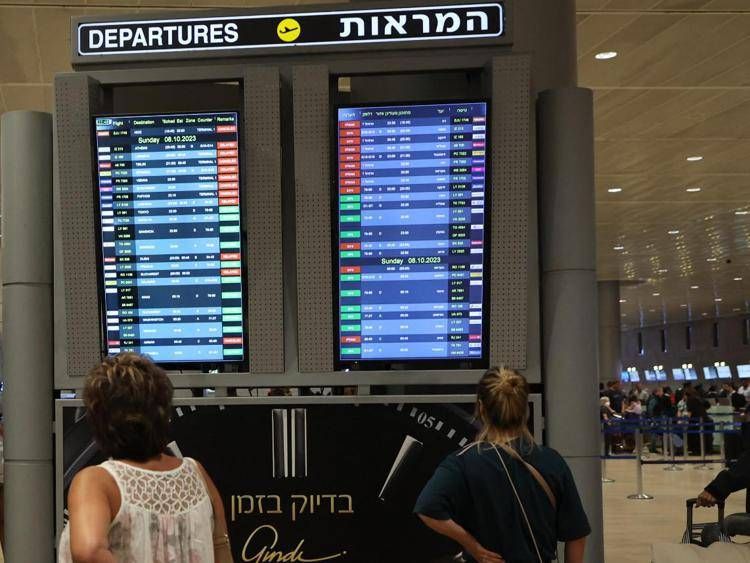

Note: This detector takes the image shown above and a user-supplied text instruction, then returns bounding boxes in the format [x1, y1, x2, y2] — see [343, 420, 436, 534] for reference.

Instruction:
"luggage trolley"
[682, 498, 726, 546]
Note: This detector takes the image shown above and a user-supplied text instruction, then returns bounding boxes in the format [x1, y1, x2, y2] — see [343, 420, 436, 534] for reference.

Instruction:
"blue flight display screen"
[94, 112, 245, 364]
[336, 102, 488, 363]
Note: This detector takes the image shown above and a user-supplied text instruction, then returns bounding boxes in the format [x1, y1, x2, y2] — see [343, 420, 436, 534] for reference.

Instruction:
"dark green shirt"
[414, 442, 590, 563]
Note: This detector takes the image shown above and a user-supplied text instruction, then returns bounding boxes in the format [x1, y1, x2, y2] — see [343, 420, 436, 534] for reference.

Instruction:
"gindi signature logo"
[277, 18, 301, 42]
[242, 524, 346, 562]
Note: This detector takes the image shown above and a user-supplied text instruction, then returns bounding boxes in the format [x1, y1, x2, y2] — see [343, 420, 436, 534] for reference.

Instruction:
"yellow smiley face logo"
[277, 18, 301, 42]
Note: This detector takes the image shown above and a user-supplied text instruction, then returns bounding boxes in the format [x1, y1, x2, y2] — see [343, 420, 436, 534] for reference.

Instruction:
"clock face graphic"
[60, 401, 478, 562]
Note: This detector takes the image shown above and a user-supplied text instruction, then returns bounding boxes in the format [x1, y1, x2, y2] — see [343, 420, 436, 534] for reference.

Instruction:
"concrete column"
[1, 111, 54, 561]
[539, 89, 603, 563]
[599, 281, 622, 383]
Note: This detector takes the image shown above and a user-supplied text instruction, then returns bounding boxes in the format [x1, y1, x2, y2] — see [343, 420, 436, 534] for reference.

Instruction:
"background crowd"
[599, 380, 750, 456]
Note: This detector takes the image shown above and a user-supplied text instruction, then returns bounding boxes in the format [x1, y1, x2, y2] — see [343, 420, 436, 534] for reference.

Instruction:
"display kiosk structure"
[51, 0, 540, 389]
[0, 0, 602, 560]
[54, 393, 545, 558]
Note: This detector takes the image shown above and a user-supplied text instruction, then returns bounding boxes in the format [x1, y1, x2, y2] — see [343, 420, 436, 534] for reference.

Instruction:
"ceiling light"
[680, 304, 688, 308]
[734, 308, 741, 312]
[595, 51, 618, 60]
[690, 285, 699, 289]
[649, 308, 656, 312]
[686, 155, 703, 162]
[707, 258, 718, 262]
[619, 299, 627, 303]
[735, 210, 749, 216]
[608, 187, 622, 193]
[715, 298, 723, 302]
[613, 245, 624, 251]
[658, 269, 668, 273]
[668, 230, 680, 235]
[702, 312, 708, 316]
[734, 277, 743, 281]
[652, 292, 661, 297]
[686, 187, 701, 193]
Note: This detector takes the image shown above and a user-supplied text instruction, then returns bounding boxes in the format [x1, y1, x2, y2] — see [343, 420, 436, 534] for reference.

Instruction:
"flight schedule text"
[94, 111, 245, 363]
[336, 102, 488, 363]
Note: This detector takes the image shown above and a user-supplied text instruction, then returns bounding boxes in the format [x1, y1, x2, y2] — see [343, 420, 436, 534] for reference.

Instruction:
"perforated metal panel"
[244, 67, 284, 373]
[489, 55, 530, 369]
[293, 65, 333, 373]
[54, 74, 103, 378]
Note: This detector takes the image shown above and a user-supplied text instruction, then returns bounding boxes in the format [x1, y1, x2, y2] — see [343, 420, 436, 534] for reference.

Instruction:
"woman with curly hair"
[58, 353, 231, 563]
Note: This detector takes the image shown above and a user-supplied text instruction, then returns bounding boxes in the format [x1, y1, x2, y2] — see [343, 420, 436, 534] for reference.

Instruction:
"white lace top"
[59, 458, 214, 563]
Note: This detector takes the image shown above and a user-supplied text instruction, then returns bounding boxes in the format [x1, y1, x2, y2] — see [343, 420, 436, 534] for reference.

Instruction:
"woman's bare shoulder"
[69, 465, 117, 497]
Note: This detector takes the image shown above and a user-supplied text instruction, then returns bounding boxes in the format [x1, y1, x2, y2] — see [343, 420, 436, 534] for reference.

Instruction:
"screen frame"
[330, 98, 492, 372]
[716, 365, 732, 379]
[90, 109, 250, 371]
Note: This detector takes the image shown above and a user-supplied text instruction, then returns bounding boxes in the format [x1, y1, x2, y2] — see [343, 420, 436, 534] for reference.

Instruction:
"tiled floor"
[603, 456, 748, 562]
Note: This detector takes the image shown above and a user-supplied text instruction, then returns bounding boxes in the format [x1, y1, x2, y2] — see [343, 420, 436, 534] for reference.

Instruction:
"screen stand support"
[1, 111, 55, 561]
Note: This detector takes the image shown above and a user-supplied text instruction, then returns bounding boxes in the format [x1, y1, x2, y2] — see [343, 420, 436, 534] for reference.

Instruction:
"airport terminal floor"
[603, 458, 747, 563]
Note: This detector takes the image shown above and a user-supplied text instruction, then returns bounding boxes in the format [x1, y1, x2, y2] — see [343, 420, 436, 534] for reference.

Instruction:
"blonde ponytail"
[475, 367, 534, 449]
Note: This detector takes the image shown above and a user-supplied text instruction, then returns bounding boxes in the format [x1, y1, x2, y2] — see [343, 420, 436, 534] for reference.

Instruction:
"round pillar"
[599, 281, 622, 383]
[1, 110, 55, 561]
[539, 88, 604, 563]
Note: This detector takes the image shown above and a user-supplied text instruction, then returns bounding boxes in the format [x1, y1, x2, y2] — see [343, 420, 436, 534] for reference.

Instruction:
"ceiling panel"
[579, 0, 750, 328]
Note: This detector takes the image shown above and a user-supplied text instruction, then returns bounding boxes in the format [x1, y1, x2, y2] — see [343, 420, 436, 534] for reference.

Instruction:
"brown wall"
[621, 315, 750, 382]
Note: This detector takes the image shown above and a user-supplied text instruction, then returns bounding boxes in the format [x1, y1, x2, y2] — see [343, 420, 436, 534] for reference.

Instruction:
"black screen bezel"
[90, 109, 250, 371]
[330, 99, 492, 372]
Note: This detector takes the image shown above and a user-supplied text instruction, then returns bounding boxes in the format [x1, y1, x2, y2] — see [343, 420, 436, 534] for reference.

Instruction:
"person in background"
[59, 353, 231, 563]
[605, 381, 626, 414]
[663, 387, 676, 412]
[676, 382, 693, 416]
[624, 395, 642, 417]
[600, 397, 624, 454]
[646, 388, 669, 453]
[706, 384, 719, 400]
[634, 384, 650, 404]
[600, 397, 616, 421]
[734, 382, 747, 411]
[719, 382, 746, 410]
[415, 368, 590, 563]
[684, 386, 714, 456]
[742, 380, 750, 403]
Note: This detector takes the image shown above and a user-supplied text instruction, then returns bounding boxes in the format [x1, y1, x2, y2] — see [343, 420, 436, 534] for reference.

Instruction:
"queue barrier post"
[683, 428, 690, 463]
[601, 424, 615, 483]
[664, 418, 683, 472]
[627, 426, 654, 500]
[695, 420, 713, 471]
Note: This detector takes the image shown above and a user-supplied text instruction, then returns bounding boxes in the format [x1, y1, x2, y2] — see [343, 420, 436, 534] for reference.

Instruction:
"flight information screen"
[94, 111, 246, 365]
[336, 102, 488, 365]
